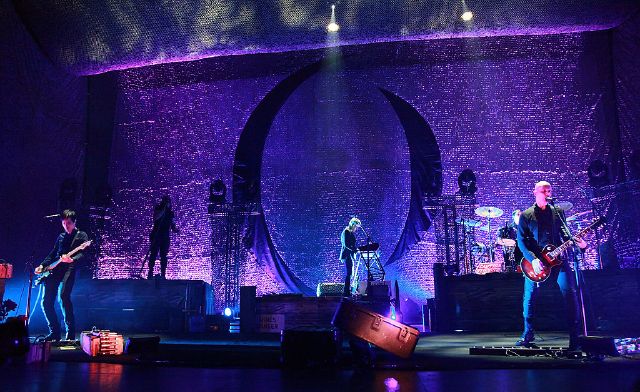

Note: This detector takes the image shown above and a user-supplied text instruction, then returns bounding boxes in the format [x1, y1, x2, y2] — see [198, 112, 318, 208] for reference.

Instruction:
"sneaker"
[515, 332, 535, 347]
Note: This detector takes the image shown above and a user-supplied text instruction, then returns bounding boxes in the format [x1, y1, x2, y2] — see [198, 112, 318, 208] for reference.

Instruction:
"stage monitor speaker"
[578, 336, 620, 357]
[240, 286, 257, 334]
[205, 315, 230, 334]
[125, 336, 161, 355]
[280, 327, 340, 368]
[0, 317, 29, 361]
[367, 281, 390, 298]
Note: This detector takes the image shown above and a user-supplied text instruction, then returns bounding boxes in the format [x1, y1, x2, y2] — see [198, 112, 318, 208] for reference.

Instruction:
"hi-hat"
[475, 206, 504, 218]
[455, 218, 482, 227]
[555, 201, 573, 211]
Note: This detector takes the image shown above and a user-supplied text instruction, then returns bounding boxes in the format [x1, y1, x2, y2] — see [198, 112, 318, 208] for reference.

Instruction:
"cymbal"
[455, 218, 482, 227]
[496, 238, 516, 247]
[567, 210, 592, 221]
[555, 201, 573, 211]
[475, 206, 504, 218]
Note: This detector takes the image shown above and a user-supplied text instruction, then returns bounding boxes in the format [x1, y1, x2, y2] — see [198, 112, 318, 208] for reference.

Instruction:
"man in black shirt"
[35, 210, 89, 341]
[148, 195, 179, 279]
[340, 217, 361, 297]
[516, 181, 587, 349]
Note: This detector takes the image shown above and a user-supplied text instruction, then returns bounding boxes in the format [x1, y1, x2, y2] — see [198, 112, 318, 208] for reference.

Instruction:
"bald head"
[533, 181, 552, 207]
[534, 181, 551, 191]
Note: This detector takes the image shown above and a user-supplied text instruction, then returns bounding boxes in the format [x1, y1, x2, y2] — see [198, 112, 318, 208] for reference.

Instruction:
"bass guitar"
[34, 240, 92, 286]
[520, 217, 605, 282]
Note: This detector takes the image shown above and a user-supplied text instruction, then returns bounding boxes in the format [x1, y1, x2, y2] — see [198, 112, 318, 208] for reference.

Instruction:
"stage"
[34, 331, 640, 370]
[4, 331, 639, 392]
[3, 0, 640, 389]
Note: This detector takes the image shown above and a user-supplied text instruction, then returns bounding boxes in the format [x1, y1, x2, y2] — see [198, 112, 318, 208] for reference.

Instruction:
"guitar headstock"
[591, 216, 606, 228]
[79, 240, 92, 250]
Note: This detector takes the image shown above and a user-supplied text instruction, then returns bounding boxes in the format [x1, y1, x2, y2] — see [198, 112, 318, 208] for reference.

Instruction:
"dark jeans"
[522, 262, 580, 341]
[148, 236, 170, 278]
[41, 268, 76, 338]
[342, 257, 353, 296]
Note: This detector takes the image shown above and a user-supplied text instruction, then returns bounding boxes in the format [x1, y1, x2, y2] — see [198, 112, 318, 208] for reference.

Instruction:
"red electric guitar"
[520, 217, 605, 282]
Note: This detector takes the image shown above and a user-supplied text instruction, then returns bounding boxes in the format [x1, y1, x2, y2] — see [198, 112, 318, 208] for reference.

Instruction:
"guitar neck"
[46, 241, 88, 270]
[548, 221, 599, 259]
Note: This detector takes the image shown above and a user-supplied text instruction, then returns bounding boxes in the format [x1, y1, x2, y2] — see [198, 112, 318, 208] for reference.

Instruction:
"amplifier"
[316, 282, 344, 297]
[0, 263, 13, 279]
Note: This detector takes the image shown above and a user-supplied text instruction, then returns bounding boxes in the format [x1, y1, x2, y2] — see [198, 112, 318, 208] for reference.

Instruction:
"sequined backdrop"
[2, 2, 639, 321]
[12, 0, 639, 75]
[96, 30, 634, 311]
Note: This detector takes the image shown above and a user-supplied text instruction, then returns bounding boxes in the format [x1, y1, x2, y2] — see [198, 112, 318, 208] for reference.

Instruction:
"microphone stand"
[25, 259, 34, 328]
[549, 199, 589, 337]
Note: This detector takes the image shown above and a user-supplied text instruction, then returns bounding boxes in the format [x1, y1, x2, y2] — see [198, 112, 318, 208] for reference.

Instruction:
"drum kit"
[456, 206, 504, 273]
[458, 201, 592, 274]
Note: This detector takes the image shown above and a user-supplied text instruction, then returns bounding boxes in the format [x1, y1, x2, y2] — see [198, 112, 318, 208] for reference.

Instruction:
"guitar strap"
[68, 229, 81, 254]
[550, 205, 558, 246]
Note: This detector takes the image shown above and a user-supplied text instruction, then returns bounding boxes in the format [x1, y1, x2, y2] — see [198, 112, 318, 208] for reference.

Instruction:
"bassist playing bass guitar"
[34, 210, 89, 341]
[515, 181, 587, 350]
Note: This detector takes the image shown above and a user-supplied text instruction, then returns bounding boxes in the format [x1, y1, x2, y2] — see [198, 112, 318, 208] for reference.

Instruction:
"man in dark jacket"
[340, 217, 361, 297]
[516, 181, 587, 349]
[35, 210, 89, 341]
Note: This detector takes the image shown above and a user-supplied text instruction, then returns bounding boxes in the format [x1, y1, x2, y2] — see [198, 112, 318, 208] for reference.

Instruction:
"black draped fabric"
[379, 89, 442, 266]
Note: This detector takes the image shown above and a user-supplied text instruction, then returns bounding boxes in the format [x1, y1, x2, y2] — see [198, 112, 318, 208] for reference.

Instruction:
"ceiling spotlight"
[461, 11, 473, 21]
[327, 22, 340, 32]
[327, 4, 340, 32]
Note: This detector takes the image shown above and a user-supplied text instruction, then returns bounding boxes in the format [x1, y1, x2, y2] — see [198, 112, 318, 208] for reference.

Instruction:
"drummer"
[497, 209, 523, 271]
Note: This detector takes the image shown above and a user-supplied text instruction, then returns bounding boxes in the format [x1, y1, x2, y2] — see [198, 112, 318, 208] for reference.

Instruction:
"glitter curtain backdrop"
[12, 0, 638, 75]
[98, 31, 627, 310]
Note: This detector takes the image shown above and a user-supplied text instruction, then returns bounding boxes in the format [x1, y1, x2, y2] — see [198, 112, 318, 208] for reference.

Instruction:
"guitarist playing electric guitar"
[515, 181, 587, 350]
[34, 210, 89, 341]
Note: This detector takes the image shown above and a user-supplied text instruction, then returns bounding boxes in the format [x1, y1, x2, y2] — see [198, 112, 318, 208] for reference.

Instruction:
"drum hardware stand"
[486, 216, 495, 264]
[473, 206, 505, 272]
[460, 222, 472, 274]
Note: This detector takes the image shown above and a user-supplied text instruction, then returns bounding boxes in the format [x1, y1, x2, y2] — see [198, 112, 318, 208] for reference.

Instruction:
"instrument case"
[332, 299, 419, 358]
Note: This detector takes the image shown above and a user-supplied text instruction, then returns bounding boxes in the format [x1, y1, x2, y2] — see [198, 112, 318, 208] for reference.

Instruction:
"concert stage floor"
[34, 332, 640, 370]
[5, 332, 640, 392]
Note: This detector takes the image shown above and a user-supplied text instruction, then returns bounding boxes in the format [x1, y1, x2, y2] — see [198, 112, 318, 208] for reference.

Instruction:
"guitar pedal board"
[469, 345, 583, 358]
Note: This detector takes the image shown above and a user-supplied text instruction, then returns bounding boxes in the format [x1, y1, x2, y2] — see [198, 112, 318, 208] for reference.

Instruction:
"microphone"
[44, 213, 60, 219]
[545, 197, 557, 203]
